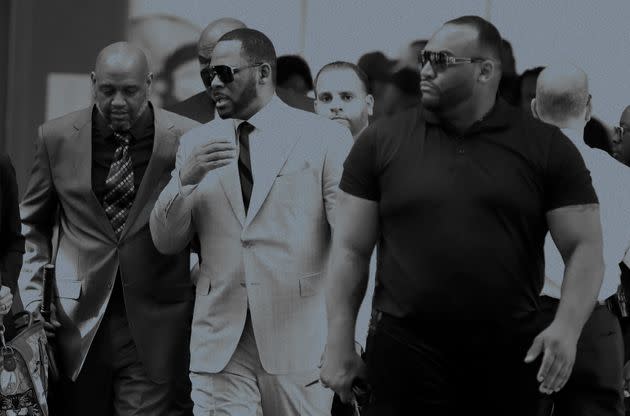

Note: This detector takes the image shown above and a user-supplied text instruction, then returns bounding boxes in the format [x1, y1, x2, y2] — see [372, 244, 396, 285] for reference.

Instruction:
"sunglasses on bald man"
[200, 63, 264, 87]
[418, 50, 486, 71]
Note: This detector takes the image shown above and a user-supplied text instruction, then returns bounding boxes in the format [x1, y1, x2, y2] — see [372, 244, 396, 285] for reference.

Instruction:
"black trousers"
[538, 296, 624, 416]
[362, 311, 547, 416]
[48, 285, 193, 416]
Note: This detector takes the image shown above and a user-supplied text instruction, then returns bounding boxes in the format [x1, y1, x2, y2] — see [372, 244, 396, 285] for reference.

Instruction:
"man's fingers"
[540, 354, 564, 393]
[198, 150, 237, 164]
[198, 142, 236, 154]
[537, 345, 555, 383]
[524, 337, 543, 363]
[552, 363, 572, 392]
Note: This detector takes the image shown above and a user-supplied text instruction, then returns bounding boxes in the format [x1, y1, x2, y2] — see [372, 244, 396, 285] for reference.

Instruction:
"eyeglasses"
[615, 125, 626, 139]
[418, 50, 486, 71]
[200, 63, 263, 87]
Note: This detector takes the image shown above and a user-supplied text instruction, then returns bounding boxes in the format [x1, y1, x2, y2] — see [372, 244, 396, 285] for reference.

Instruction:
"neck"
[240, 91, 273, 120]
[437, 95, 496, 134]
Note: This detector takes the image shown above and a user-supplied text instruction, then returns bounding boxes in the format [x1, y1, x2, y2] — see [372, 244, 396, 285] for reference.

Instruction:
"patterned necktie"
[237, 121, 255, 213]
[103, 131, 135, 238]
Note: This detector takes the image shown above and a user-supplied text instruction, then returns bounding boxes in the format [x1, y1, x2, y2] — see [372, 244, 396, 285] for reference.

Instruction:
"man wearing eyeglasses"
[151, 28, 353, 415]
[612, 106, 630, 165]
[531, 63, 626, 416]
[320, 16, 603, 415]
[167, 18, 246, 123]
[167, 18, 314, 123]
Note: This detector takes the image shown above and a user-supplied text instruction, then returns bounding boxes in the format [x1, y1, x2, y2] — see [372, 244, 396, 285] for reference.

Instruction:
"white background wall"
[129, 0, 630, 123]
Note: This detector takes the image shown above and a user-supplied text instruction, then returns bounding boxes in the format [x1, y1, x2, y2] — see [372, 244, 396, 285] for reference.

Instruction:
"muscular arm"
[321, 191, 379, 402]
[525, 202, 603, 393]
[547, 203, 603, 332]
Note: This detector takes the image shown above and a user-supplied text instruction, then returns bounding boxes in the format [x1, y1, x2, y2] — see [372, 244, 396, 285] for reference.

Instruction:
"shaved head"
[535, 63, 590, 127]
[95, 41, 149, 79]
[92, 42, 152, 131]
[622, 105, 630, 123]
[198, 18, 246, 60]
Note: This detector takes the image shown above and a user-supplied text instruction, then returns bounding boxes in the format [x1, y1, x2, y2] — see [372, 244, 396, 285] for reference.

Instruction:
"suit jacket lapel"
[245, 120, 300, 228]
[219, 160, 246, 227]
[72, 110, 118, 242]
[120, 108, 176, 240]
[210, 118, 246, 227]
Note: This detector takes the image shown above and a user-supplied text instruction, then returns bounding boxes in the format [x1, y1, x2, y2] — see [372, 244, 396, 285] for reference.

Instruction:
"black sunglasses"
[200, 63, 263, 87]
[418, 50, 486, 71]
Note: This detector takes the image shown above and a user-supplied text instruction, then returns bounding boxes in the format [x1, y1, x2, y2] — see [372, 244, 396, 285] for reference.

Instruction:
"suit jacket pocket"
[57, 279, 81, 300]
[299, 272, 322, 297]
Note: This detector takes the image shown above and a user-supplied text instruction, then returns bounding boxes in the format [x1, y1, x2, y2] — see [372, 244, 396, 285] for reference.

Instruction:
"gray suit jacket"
[19, 106, 199, 382]
[151, 96, 352, 374]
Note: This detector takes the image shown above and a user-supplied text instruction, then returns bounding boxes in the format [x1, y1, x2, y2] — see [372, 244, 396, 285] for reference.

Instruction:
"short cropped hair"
[277, 55, 314, 91]
[218, 28, 277, 80]
[537, 85, 589, 125]
[315, 61, 370, 95]
[445, 16, 502, 62]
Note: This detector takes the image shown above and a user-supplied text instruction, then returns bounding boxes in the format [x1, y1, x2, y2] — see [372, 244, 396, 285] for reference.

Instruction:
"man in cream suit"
[19, 42, 198, 415]
[151, 28, 352, 415]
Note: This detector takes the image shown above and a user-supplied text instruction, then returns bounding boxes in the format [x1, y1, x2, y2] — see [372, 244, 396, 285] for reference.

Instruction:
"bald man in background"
[532, 64, 627, 416]
[167, 18, 246, 123]
[167, 17, 313, 122]
[19, 42, 198, 415]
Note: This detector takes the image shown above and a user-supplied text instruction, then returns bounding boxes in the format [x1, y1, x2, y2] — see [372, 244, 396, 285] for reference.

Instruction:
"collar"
[422, 96, 513, 134]
[93, 102, 155, 140]
[232, 94, 283, 133]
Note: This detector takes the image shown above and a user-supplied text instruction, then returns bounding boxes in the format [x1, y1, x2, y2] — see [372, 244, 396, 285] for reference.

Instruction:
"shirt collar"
[232, 94, 283, 133]
[93, 102, 155, 140]
[422, 96, 513, 134]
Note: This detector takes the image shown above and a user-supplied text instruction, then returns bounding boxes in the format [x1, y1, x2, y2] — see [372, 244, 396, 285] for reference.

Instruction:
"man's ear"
[478, 60, 497, 83]
[146, 72, 153, 95]
[90, 71, 97, 99]
[530, 98, 540, 120]
[585, 94, 592, 122]
[366, 94, 375, 117]
[259, 63, 272, 85]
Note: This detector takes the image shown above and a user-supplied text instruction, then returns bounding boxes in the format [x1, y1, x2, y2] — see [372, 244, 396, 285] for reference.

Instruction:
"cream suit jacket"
[150, 96, 353, 374]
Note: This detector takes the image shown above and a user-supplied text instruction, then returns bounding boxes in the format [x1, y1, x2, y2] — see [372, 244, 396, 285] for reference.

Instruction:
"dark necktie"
[103, 131, 136, 238]
[237, 121, 255, 213]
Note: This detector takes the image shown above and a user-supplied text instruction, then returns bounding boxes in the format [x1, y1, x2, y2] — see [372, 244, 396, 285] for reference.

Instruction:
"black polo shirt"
[340, 99, 597, 328]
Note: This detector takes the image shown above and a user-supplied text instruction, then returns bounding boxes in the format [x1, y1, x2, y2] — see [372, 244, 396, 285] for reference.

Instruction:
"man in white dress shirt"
[150, 28, 352, 415]
[532, 63, 627, 416]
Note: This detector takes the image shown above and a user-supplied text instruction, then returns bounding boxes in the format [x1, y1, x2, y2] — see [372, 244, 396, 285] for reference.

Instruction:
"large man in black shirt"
[320, 16, 604, 415]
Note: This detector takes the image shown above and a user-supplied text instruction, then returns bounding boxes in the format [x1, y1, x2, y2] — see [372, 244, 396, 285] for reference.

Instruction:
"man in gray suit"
[167, 17, 245, 123]
[167, 18, 313, 123]
[19, 42, 198, 415]
[151, 28, 352, 415]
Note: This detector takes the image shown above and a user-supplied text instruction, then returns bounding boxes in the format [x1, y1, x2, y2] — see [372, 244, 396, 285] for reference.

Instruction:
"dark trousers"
[362, 311, 547, 416]
[49, 287, 193, 416]
[539, 296, 624, 416]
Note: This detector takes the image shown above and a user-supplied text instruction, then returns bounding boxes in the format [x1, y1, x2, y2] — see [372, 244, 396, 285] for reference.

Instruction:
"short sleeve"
[544, 129, 598, 211]
[339, 125, 380, 201]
